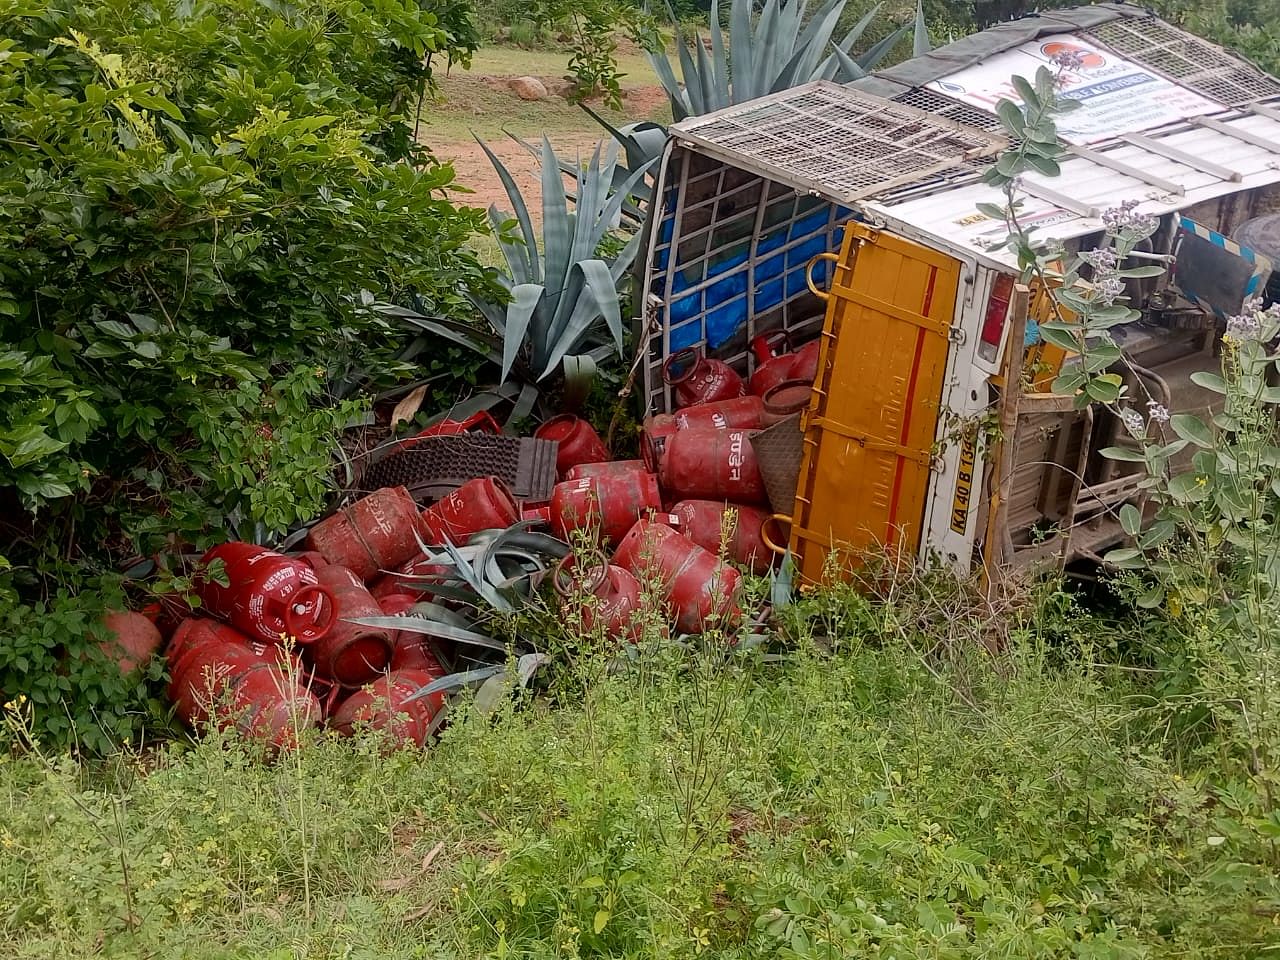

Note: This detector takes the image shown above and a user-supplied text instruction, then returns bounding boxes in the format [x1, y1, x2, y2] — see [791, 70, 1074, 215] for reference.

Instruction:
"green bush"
[0, 0, 493, 749]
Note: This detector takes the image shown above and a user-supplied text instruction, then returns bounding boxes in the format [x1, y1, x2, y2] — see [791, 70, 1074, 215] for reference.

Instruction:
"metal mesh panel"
[360, 436, 558, 503]
[643, 147, 846, 415]
[890, 87, 1004, 133]
[673, 81, 1005, 204]
[1085, 19, 1280, 107]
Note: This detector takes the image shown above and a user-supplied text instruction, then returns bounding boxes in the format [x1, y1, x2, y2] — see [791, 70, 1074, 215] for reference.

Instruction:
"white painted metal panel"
[869, 114, 1280, 269]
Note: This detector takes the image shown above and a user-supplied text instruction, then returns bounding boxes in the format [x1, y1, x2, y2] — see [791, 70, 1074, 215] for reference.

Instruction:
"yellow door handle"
[762, 514, 792, 555]
[805, 252, 840, 301]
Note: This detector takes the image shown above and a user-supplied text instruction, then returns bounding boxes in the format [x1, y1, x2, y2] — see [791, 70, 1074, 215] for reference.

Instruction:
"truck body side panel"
[789, 224, 962, 580]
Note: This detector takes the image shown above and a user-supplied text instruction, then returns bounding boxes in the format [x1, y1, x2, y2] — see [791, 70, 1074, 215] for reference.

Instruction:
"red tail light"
[979, 273, 1015, 362]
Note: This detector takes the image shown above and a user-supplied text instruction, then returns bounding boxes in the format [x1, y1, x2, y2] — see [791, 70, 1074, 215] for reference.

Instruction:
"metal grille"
[890, 87, 1004, 133]
[673, 81, 1006, 204]
[1085, 19, 1280, 107]
[642, 147, 847, 415]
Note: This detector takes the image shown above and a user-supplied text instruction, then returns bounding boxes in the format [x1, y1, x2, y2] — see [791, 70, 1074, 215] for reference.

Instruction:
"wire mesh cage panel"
[890, 87, 1005, 134]
[643, 145, 853, 415]
[671, 81, 1005, 204]
[1085, 18, 1280, 107]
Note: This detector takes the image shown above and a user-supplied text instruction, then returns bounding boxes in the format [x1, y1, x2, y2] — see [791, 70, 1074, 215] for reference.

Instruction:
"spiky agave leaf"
[913, 0, 931, 57]
[649, 0, 921, 118]
[468, 138, 652, 390]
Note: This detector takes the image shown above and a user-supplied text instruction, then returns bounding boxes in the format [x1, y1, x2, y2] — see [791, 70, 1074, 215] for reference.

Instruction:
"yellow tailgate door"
[790, 223, 962, 582]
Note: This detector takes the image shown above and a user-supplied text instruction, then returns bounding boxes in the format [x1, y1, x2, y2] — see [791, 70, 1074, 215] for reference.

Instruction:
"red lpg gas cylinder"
[749, 333, 822, 397]
[305, 486, 423, 582]
[550, 470, 662, 546]
[663, 347, 746, 408]
[534, 415, 610, 477]
[398, 411, 502, 451]
[613, 521, 741, 635]
[672, 394, 764, 432]
[420, 476, 519, 545]
[329, 669, 444, 748]
[166, 617, 267, 670]
[228, 665, 322, 751]
[198, 542, 336, 646]
[99, 611, 163, 675]
[748, 331, 795, 398]
[391, 632, 448, 675]
[553, 554, 644, 643]
[564, 459, 646, 482]
[658, 427, 768, 505]
[166, 618, 318, 749]
[309, 566, 394, 687]
[669, 500, 776, 574]
[642, 399, 764, 475]
[790, 338, 821, 383]
[760, 379, 813, 426]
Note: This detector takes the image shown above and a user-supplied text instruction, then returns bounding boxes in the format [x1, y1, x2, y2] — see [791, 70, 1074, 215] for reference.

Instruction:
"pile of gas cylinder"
[95, 332, 818, 753]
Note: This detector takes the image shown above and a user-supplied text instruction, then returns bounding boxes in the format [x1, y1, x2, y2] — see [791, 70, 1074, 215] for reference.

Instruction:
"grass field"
[421, 44, 669, 145]
[3, 576, 1278, 958]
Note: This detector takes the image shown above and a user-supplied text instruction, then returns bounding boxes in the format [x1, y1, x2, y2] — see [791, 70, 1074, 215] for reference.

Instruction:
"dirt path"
[419, 69, 670, 227]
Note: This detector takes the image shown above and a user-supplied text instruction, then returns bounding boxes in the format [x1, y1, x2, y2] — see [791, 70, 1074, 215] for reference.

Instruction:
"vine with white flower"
[986, 61, 1278, 768]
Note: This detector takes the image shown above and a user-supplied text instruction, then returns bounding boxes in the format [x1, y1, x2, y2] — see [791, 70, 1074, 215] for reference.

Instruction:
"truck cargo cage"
[643, 83, 1005, 415]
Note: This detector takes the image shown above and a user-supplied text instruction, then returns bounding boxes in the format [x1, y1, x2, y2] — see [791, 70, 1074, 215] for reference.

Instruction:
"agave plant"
[650, 0, 930, 121]
[380, 136, 654, 398]
[348, 523, 567, 705]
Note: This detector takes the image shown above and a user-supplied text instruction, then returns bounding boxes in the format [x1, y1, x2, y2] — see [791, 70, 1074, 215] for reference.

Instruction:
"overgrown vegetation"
[0, 0, 493, 750]
[3, 569, 1278, 957]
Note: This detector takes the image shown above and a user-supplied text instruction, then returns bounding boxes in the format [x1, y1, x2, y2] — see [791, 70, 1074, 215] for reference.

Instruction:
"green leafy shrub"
[0, 0, 493, 749]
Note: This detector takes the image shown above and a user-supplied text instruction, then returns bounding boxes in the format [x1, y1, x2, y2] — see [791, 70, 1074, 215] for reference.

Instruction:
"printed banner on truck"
[925, 34, 1221, 144]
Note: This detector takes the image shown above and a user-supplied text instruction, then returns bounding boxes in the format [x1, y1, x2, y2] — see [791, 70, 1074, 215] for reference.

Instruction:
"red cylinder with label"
[376, 592, 419, 649]
[305, 486, 424, 582]
[613, 520, 741, 635]
[391, 631, 449, 675]
[167, 619, 258, 724]
[535, 415, 610, 477]
[669, 500, 776, 574]
[550, 470, 662, 546]
[329, 669, 445, 748]
[308, 565, 394, 687]
[166, 618, 318, 750]
[199, 542, 336, 646]
[672, 394, 764, 432]
[658, 427, 768, 506]
[553, 554, 645, 643]
[420, 476, 519, 545]
[167, 617, 261, 672]
[642, 399, 764, 476]
[663, 347, 746, 408]
[565, 459, 646, 483]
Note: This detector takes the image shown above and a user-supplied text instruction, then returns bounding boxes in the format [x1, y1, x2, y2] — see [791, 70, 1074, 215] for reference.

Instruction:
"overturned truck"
[637, 2, 1280, 582]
